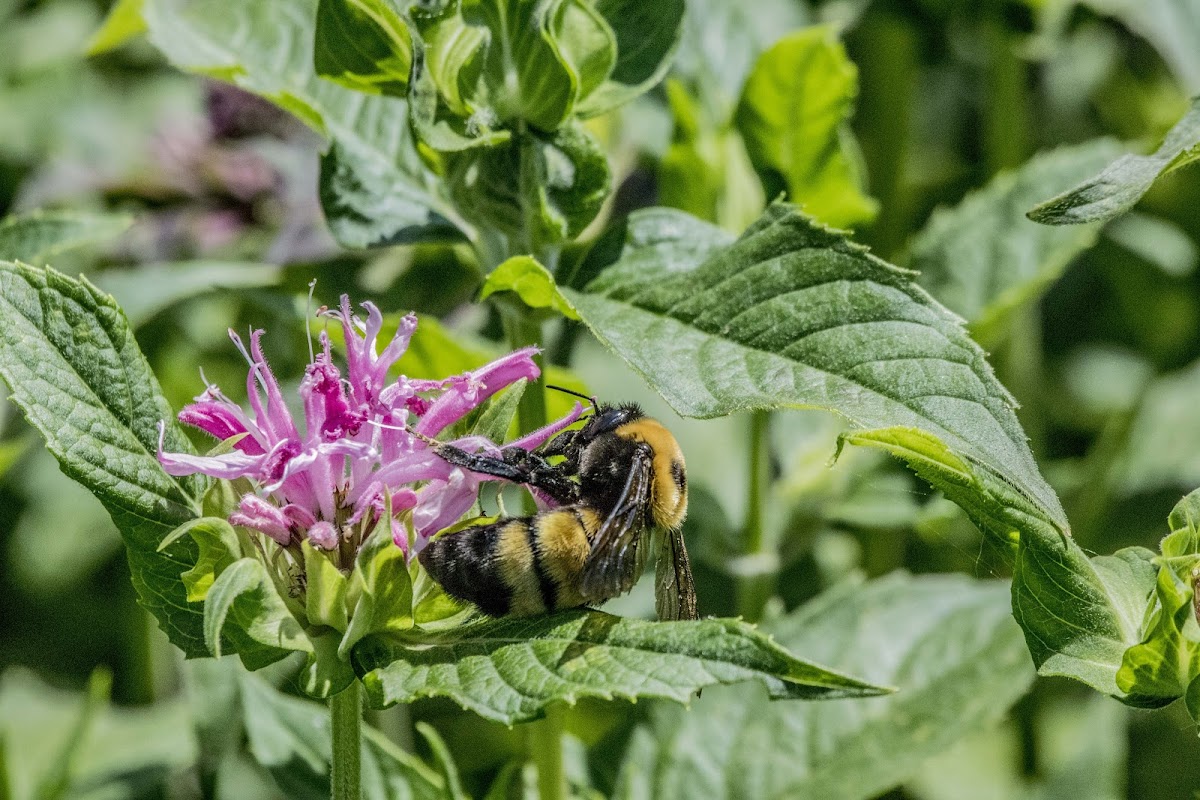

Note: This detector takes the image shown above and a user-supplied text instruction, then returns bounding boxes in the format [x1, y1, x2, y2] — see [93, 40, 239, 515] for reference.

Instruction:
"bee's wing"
[579, 448, 653, 602]
[655, 526, 698, 621]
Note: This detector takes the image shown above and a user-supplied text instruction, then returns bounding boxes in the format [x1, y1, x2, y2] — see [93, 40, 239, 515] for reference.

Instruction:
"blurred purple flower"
[158, 296, 582, 559]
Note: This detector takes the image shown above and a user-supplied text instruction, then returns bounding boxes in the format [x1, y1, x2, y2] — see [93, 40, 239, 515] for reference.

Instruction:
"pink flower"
[158, 296, 582, 561]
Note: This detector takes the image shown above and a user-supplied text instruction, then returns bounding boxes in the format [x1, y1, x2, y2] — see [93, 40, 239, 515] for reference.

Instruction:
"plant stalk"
[330, 681, 362, 800]
[737, 409, 775, 622]
[529, 704, 568, 800]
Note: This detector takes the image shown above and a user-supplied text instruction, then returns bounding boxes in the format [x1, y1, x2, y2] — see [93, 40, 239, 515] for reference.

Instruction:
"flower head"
[158, 296, 582, 563]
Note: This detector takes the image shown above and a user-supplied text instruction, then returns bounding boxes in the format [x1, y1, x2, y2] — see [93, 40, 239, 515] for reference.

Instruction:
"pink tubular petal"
[505, 401, 584, 452]
[415, 347, 541, 437]
[230, 495, 293, 545]
[178, 401, 266, 455]
[413, 469, 479, 539]
[157, 421, 264, 479]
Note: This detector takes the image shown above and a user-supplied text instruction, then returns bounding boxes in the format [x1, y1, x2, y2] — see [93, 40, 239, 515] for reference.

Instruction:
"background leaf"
[0, 262, 206, 655]
[910, 139, 1124, 345]
[239, 671, 449, 800]
[615, 573, 1034, 800]
[734, 26, 877, 228]
[141, 0, 461, 248]
[0, 210, 132, 265]
[1027, 97, 1200, 225]
[354, 610, 887, 725]
[479, 256, 579, 319]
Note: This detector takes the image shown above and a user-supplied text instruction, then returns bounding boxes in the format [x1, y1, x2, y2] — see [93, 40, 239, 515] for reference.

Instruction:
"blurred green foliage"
[1, 0, 1200, 798]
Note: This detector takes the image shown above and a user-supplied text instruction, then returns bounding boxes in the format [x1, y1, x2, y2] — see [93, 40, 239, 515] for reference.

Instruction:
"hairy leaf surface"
[566, 203, 1066, 531]
[0, 262, 206, 654]
[1028, 97, 1200, 225]
[354, 610, 887, 724]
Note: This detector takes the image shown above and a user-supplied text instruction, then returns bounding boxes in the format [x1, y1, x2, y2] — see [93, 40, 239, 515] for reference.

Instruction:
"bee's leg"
[433, 443, 579, 504]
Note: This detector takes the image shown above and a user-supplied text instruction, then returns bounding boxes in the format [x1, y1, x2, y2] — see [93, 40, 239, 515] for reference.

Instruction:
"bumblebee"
[417, 393, 697, 621]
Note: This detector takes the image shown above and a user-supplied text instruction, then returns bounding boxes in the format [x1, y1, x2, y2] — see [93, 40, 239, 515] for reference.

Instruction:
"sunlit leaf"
[354, 610, 887, 724]
[734, 26, 877, 228]
[911, 139, 1124, 345]
[1028, 97, 1200, 225]
[314, 0, 413, 96]
[86, 0, 146, 55]
[479, 256, 580, 319]
[1115, 490, 1200, 715]
[0, 262, 207, 655]
[566, 203, 1067, 532]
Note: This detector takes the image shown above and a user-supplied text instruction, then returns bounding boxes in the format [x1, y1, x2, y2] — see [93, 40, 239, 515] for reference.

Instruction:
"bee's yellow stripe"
[496, 520, 547, 616]
[535, 508, 596, 609]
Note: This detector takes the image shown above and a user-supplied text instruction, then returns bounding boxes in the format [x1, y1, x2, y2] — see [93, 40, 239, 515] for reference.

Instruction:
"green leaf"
[0, 667, 195, 800]
[353, 610, 887, 725]
[239, 672, 448, 800]
[93, 260, 283, 327]
[734, 27, 877, 229]
[1082, 0, 1200, 91]
[304, 542, 350, 631]
[447, 122, 610, 245]
[314, 0, 413, 96]
[158, 517, 244, 603]
[470, 0, 578, 131]
[1117, 357, 1200, 497]
[576, 0, 684, 117]
[565, 203, 1067, 532]
[140, 0, 461, 247]
[616, 573, 1034, 800]
[204, 558, 312, 669]
[911, 140, 1125, 345]
[658, 80, 765, 233]
[1027, 97, 1200, 225]
[30, 668, 111, 800]
[469, 379, 526, 444]
[339, 507, 414, 659]
[320, 139, 468, 250]
[545, 0, 616, 106]
[406, 16, 512, 153]
[85, 0, 146, 55]
[0, 210, 132, 265]
[0, 262, 207, 655]
[479, 256, 580, 319]
[1114, 490, 1200, 711]
[1013, 539, 1157, 698]
[415, 723, 468, 800]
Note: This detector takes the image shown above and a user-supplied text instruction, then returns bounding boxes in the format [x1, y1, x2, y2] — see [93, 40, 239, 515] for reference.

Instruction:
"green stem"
[982, 3, 1030, 176]
[743, 410, 770, 556]
[736, 410, 775, 622]
[330, 681, 362, 800]
[529, 704, 567, 800]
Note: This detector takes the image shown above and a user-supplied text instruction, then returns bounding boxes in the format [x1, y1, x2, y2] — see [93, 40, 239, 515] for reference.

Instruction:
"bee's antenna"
[546, 384, 598, 414]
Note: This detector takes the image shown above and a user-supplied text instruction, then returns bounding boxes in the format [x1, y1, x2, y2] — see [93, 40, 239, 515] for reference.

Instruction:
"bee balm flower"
[157, 296, 582, 564]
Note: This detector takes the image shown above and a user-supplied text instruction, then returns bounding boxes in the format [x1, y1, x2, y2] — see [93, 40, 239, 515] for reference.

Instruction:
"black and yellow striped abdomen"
[418, 507, 602, 616]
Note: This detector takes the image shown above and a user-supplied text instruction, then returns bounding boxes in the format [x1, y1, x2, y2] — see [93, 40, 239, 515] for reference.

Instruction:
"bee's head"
[582, 402, 644, 440]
